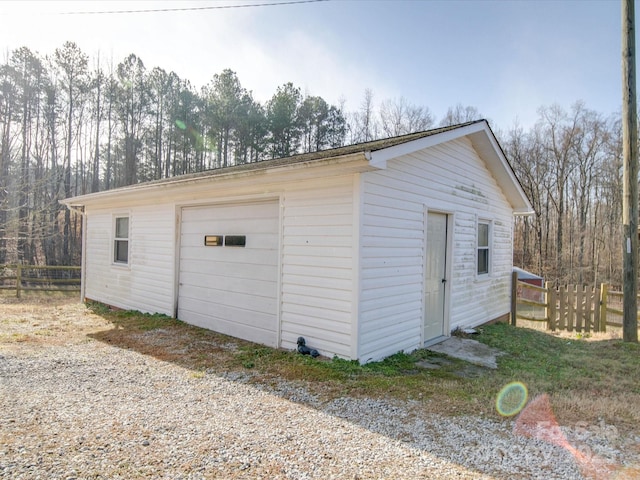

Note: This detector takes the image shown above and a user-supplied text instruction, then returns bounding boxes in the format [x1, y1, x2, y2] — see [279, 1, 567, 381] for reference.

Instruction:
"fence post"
[575, 286, 584, 332]
[546, 281, 556, 331]
[590, 286, 599, 333]
[511, 271, 518, 326]
[16, 264, 21, 299]
[599, 283, 608, 332]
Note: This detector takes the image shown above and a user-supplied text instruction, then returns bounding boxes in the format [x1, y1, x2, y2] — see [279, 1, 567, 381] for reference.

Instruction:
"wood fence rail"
[0, 264, 81, 298]
[510, 271, 637, 333]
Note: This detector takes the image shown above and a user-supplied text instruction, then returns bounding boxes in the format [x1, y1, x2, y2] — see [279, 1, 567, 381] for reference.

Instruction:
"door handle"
[442, 278, 447, 284]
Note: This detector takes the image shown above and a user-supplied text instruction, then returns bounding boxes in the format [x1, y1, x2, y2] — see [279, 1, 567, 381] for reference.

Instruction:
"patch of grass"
[229, 341, 475, 404]
[474, 323, 640, 429]
[0, 290, 80, 303]
[33, 329, 53, 336]
[87, 301, 179, 331]
[0, 333, 30, 342]
[479, 323, 640, 392]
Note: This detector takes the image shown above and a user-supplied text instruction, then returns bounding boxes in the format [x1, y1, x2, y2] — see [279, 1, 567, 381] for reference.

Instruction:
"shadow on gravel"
[86, 311, 250, 373]
[76, 303, 640, 479]
[83, 306, 524, 479]
[86, 305, 490, 400]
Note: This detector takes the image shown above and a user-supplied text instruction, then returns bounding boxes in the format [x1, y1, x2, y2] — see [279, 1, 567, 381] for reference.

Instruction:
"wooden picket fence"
[511, 272, 631, 333]
[0, 264, 81, 298]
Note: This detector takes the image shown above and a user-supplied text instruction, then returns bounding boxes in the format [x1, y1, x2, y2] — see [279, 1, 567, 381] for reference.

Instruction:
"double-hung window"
[114, 216, 129, 264]
[477, 220, 490, 275]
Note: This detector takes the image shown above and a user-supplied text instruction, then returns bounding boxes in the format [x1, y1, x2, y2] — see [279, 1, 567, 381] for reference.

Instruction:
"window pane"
[204, 235, 223, 246]
[477, 249, 488, 274]
[225, 235, 246, 247]
[116, 217, 129, 238]
[478, 223, 489, 247]
[114, 240, 129, 263]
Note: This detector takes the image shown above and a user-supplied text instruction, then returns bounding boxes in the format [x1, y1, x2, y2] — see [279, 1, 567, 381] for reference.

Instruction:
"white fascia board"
[467, 129, 534, 215]
[366, 121, 489, 169]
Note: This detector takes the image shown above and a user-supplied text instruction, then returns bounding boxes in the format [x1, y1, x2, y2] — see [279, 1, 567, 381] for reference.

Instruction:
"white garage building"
[63, 120, 532, 363]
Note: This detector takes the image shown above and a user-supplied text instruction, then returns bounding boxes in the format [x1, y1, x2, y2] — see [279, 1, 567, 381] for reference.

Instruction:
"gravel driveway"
[1, 300, 638, 479]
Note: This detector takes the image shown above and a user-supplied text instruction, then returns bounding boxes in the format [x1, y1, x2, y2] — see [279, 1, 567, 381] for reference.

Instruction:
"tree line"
[0, 42, 456, 267]
[503, 102, 623, 287]
[0, 41, 630, 289]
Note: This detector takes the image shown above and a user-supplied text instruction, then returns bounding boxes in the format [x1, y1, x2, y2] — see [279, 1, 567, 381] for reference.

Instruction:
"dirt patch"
[0, 294, 110, 351]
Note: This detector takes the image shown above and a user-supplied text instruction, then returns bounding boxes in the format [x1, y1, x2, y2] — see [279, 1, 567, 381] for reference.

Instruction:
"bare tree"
[567, 107, 609, 284]
[54, 41, 88, 263]
[12, 47, 45, 264]
[379, 96, 433, 137]
[0, 61, 18, 264]
[536, 104, 584, 282]
[504, 122, 549, 275]
[90, 54, 104, 192]
[348, 88, 377, 143]
[439, 104, 482, 126]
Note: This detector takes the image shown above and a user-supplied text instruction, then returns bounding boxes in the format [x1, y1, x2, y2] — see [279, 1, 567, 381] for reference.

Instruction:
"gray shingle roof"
[141, 120, 485, 186]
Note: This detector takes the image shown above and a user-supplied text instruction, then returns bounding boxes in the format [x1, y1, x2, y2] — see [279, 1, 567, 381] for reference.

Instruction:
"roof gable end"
[367, 120, 533, 214]
[366, 120, 486, 169]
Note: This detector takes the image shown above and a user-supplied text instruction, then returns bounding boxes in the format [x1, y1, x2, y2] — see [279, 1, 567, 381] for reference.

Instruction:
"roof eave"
[60, 151, 372, 208]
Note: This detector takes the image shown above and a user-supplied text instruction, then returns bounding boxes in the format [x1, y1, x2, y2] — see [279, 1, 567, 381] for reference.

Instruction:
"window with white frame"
[114, 216, 129, 264]
[477, 220, 490, 275]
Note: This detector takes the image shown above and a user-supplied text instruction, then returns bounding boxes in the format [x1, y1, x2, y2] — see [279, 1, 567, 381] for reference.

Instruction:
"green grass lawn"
[88, 302, 640, 434]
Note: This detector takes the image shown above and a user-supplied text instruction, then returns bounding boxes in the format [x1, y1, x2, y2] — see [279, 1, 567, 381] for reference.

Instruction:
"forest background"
[0, 42, 625, 287]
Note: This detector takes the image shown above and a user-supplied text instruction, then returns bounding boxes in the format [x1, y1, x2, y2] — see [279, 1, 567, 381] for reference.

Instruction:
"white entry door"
[424, 212, 448, 342]
[178, 201, 280, 347]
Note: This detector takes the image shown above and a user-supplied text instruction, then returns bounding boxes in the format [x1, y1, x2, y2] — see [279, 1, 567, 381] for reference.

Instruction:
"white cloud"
[238, 29, 391, 106]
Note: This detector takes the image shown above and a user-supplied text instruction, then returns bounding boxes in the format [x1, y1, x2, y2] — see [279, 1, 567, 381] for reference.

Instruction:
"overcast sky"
[0, 0, 629, 131]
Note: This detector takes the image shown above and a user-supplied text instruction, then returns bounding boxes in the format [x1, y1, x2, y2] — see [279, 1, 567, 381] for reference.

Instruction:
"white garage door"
[178, 201, 280, 347]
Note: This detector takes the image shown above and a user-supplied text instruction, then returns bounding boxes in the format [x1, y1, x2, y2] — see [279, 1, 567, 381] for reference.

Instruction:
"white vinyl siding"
[84, 204, 175, 315]
[358, 198, 424, 363]
[280, 178, 355, 359]
[359, 138, 514, 362]
[82, 172, 358, 358]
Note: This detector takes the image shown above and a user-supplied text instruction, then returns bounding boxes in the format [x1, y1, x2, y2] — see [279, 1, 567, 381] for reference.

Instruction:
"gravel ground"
[1, 301, 639, 479]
